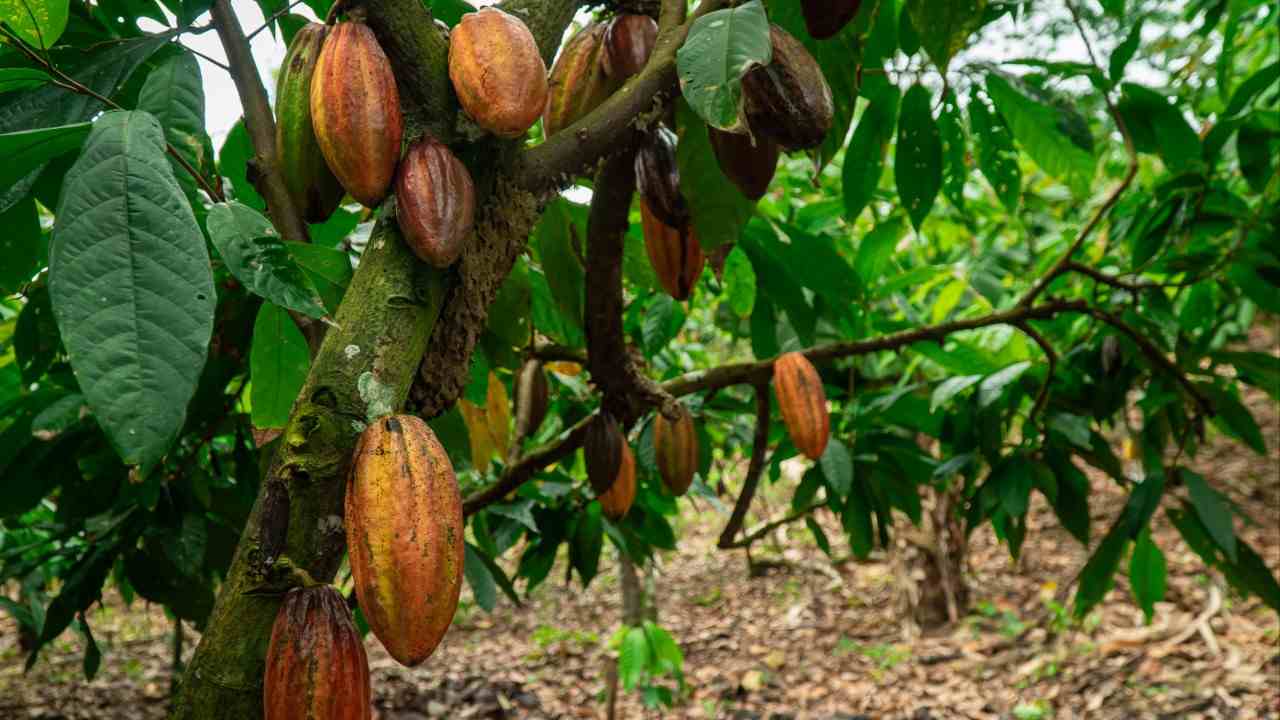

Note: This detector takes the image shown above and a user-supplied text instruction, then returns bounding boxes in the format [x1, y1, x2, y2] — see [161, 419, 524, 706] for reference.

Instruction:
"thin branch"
[722, 503, 826, 550]
[1015, 321, 1058, 426]
[1088, 308, 1215, 417]
[717, 384, 771, 549]
[246, 0, 306, 40]
[531, 342, 588, 366]
[1062, 261, 1160, 293]
[462, 414, 595, 516]
[183, 45, 231, 71]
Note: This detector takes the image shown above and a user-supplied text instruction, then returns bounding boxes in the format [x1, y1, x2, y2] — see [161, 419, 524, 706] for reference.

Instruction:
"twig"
[1088, 308, 1214, 416]
[246, 0, 306, 40]
[183, 45, 231, 71]
[723, 502, 826, 549]
[1015, 321, 1058, 426]
[718, 384, 771, 549]
[462, 414, 595, 516]
[530, 342, 588, 366]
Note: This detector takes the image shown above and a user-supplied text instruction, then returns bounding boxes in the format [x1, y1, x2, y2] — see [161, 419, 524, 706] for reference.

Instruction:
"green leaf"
[1116, 83, 1202, 173]
[806, 516, 832, 557]
[985, 73, 1095, 196]
[76, 615, 101, 680]
[1108, 18, 1144, 84]
[968, 87, 1020, 210]
[206, 202, 327, 318]
[48, 111, 213, 468]
[676, 0, 772, 131]
[978, 361, 1031, 408]
[1213, 351, 1280, 402]
[465, 540, 520, 609]
[895, 84, 943, 230]
[619, 626, 651, 690]
[723, 246, 756, 317]
[1223, 540, 1280, 615]
[217, 120, 265, 211]
[249, 302, 310, 429]
[136, 51, 206, 180]
[1182, 469, 1236, 562]
[1199, 384, 1267, 455]
[0, 67, 53, 94]
[570, 501, 604, 587]
[1222, 61, 1279, 118]
[643, 621, 683, 671]
[1074, 519, 1128, 618]
[1129, 528, 1166, 624]
[930, 374, 981, 412]
[854, 215, 906, 286]
[641, 293, 686, 355]
[463, 542, 497, 612]
[990, 455, 1035, 518]
[0, 0, 69, 49]
[14, 285, 59, 382]
[774, 222, 862, 304]
[287, 243, 352, 315]
[843, 86, 900, 223]
[1043, 448, 1090, 545]
[818, 437, 853, 502]
[937, 89, 967, 210]
[0, 123, 92, 192]
[165, 513, 207, 577]
[904, 0, 987, 73]
[842, 476, 875, 559]
[0, 199, 42, 296]
[535, 198, 585, 335]
[676, 101, 757, 250]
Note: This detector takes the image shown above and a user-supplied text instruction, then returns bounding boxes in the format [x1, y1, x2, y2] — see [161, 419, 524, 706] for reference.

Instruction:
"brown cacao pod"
[653, 404, 697, 497]
[641, 199, 704, 301]
[634, 130, 687, 227]
[741, 25, 833, 152]
[394, 138, 475, 268]
[275, 23, 345, 223]
[585, 413, 624, 496]
[449, 8, 548, 139]
[772, 352, 829, 460]
[311, 21, 403, 208]
[544, 22, 619, 138]
[599, 441, 636, 520]
[514, 359, 550, 440]
[708, 127, 780, 200]
[602, 14, 658, 79]
[264, 585, 371, 720]
[802, 0, 861, 39]
[346, 415, 463, 667]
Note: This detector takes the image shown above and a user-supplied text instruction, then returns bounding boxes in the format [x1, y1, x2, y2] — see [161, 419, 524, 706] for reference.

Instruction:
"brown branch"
[462, 413, 595, 516]
[246, 0, 307, 40]
[1062, 261, 1160, 292]
[717, 384, 771, 549]
[722, 503, 826, 550]
[1088, 308, 1214, 417]
[1015, 321, 1058, 426]
[531, 342, 588, 366]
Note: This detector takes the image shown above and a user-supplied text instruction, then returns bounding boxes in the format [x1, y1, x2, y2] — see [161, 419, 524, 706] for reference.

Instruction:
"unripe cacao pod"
[708, 127, 779, 200]
[802, 0, 861, 39]
[264, 585, 371, 720]
[742, 25, 833, 152]
[544, 23, 619, 138]
[449, 8, 548, 139]
[653, 404, 697, 497]
[346, 415, 463, 667]
[585, 413, 624, 496]
[599, 441, 636, 520]
[275, 23, 345, 223]
[634, 130, 687, 227]
[310, 21, 403, 208]
[773, 352, 829, 460]
[394, 138, 475, 268]
[514, 359, 550, 440]
[641, 199, 704, 301]
[603, 14, 658, 79]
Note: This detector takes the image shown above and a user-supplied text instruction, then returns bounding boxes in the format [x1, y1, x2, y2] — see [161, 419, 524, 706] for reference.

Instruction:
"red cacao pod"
[634, 130, 687, 227]
[275, 23, 344, 223]
[641, 199, 704, 301]
[544, 23, 619, 138]
[802, 0, 861, 39]
[514, 359, 550, 440]
[264, 585, 371, 720]
[394, 137, 475, 268]
[742, 25, 833, 152]
[653, 404, 697, 497]
[346, 415, 463, 667]
[310, 21, 403, 208]
[449, 8, 548, 138]
[599, 441, 636, 520]
[708, 127, 780, 200]
[585, 413, 624, 496]
[602, 14, 658, 79]
[772, 352, 829, 460]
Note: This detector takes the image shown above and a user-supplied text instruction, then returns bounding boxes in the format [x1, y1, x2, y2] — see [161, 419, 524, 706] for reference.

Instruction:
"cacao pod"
[772, 352, 829, 460]
[585, 413, 624, 496]
[346, 415, 463, 667]
[310, 21, 403, 208]
[275, 23, 345, 223]
[599, 441, 636, 520]
[802, 0, 861, 39]
[742, 25, 833, 152]
[602, 14, 658, 79]
[641, 199, 704, 301]
[264, 585, 371, 720]
[544, 23, 618, 138]
[653, 404, 697, 497]
[634, 130, 687, 227]
[514, 359, 550, 440]
[395, 137, 475, 268]
[449, 8, 548, 139]
[708, 127, 780, 201]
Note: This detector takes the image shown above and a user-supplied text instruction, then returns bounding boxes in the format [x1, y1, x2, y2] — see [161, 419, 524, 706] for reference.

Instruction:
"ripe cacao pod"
[264, 584, 371, 720]
[641, 199, 704, 301]
[346, 415, 463, 667]
[544, 22, 618, 138]
[602, 14, 658, 79]
[634, 130, 687, 227]
[802, 0, 861, 39]
[773, 352, 829, 460]
[653, 404, 697, 497]
[310, 21, 403, 208]
[394, 138, 475, 268]
[449, 8, 548, 139]
[275, 23, 344, 223]
[514, 359, 550, 440]
[708, 127, 780, 200]
[585, 413, 624, 496]
[599, 441, 636, 520]
[742, 25, 833, 152]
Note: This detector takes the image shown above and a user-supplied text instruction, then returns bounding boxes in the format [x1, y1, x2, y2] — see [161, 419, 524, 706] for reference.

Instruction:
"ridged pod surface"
[394, 138, 475, 268]
[602, 14, 658, 79]
[708, 127, 780, 200]
[544, 23, 618, 138]
[802, 0, 861, 39]
[585, 413, 624, 496]
[634, 130, 687, 227]
[514, 359, 550, 440]
[448, 8, 548, 138]
[264, 585, 371, 720]
[310, 21, 403, 207]
[772, 352, 829, 460]
[275, 23, 344, 223]
[641, 199, 704, 301]
[653, 405, 697, 497]
[742, 25, 833, 152]
[345, 415, 463, 667]
[599, 442, 636, 520]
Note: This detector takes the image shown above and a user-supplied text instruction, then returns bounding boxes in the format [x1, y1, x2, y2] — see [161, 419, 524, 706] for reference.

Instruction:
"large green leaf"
[904, 0, 986, 73]
[1074, 519, 1128, 618]
[1129, 528, 1166, 624]
[137, 51, 206, 179]
[937, 89, 967, 210]
[843, 85, 900, 222]
[676, 101, 757, 250]
[48, 111, 214, 468]
[985, 73, 1095, 196]
[535, 197, 586, 336]
[0, 67, 53, 94]
[1182, 469, 1236, 562]
[1116, 83, 1202, 173]
[723, 246, 757, 317]
[968, 87, 1020, 210]
[206, 202, 327, 318]
[0, 0, 69, 49]
[249, 302, 310, 429]
[569, 501, 604, 587]
[894, 84, 942, 230]
[0, 123, 91, 192]
[676, 0, 772, 131]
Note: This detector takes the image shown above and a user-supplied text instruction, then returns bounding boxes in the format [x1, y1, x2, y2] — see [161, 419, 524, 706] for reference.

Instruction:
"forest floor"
[2, 343, 1278, 719]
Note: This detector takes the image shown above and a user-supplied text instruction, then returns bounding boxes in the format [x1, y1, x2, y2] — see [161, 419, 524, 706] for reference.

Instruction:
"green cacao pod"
[544, 22, 618, 138]
[802, 0, 861, 39]
[641, 199, 703, 301]
[395, 137, 475, 268]
[275, 23, 344, 223]
[742, 25, 833, 152]
[602, 14, 658, 79]
[653, 404, 697, 497]
[264, 585, 370, 720]
[585, 413, 624, 496]
[310, 21, 403, 207]
[634, 130, 687, 227]
[772, 352, 829, 460]
[514, 359, 550, 440]
[599, 441, 636, 520]
[449, 8, 548, 138]
[346, 415, 463, 667]
[708, 127, 779, 200]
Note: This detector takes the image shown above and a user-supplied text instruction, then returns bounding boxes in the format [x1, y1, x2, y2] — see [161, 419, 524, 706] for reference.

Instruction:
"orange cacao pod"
[641, 199, 704, 301]
[345, 415, 463, 667]
[708, 127, 779, 200]
[742, 25, 833, 152]
[599, 441, 636, 520]
[653, 404, 697, 497]
[544, 22, 618, 138]
[773, 352, 829, 459]
[448, 8, 548, 138]
[585, 413, 624, 496]
[264, 585, 370, 720]
[602, 14, 658, 79]
[310, 21, 403, 207]
[275, 23, 344, 223]
[514, 359, 550, 440]
[394, 138, 475, 268]
[802, 0, 861, 39]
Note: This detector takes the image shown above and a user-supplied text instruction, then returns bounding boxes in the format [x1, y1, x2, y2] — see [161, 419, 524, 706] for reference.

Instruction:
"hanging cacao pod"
[641, 199, 704, 301]
[741, 25, 833, 152]
[599, 441, 636, 520]
[602, 14, 658, 79]
[310, 21, 403, 208]
[275, 23, 344, 223]
[585, 413, 624, 496]
[544, 22, 619, 137]
[634, 130, 687, 227]
[394, 137, 475, 268]
[514, 359, 550, 440]
[802, 0, 861, 39]
[653, 404, 698, 497]
[772, 352, 829, 460]
[264, 585, 371, 720]
[449, 8, 549, 138]
[345, 415, 463, 667]
[708, 127, 780, 200]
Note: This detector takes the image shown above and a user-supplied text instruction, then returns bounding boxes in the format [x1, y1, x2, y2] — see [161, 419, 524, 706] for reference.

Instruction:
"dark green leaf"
[463, 541, 497, 612]
[0, 68, 53, 94]
[843, 85, 900, 222]
[0, 198, 43, 295]
[207, 202, 327, 318]
[968, 87, 1021, 210]
[249, 302, 310, 429]
[1199, 384, 1267, 455]
[1182, 469, 1236, 562]
[0, 123, 92, 191]
[854, 216, 906, 286]
[1074, 519, 1128, 618]
[286, 243, 353, 315]
[818, 437, 853, 502]
[570, 501, 604, 586]
[895, 84, 943, 230]
[904, 0, 988, 72]
[806, 516, 832, 557]
[1129, 528, 1166, 624]
[675, 0, 772, 131]
[1108, 19, 1144, 84]
[136, 51, 205, 181]
[937, 89, 967, 210]
[676, 101, 756, 250]
[535, 198, 586, 335]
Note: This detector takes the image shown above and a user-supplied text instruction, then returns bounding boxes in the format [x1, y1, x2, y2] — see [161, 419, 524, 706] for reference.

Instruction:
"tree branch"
[531, 342, 588, 366]
[463, 413, 595, 516]
[717, 384, 770, 549]
[722, 503, 826, 550]
[1088, 308, 1214, 416]
[1015, 321, 1058, 426]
